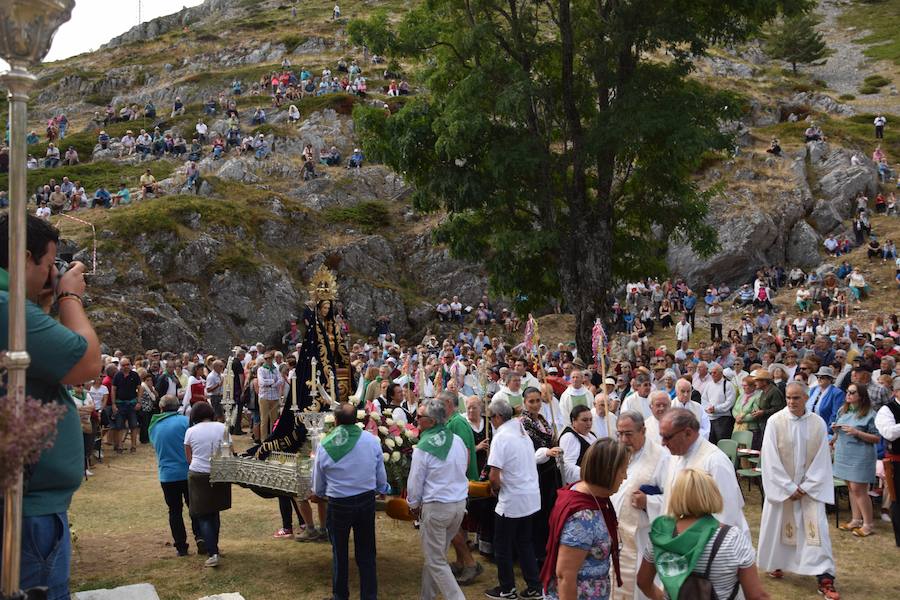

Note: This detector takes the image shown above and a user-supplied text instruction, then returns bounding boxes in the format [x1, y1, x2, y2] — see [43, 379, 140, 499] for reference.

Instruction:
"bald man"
[559, 369, 592, 426]
[644, 391, 670, 446]
[673, 378, 710, 440]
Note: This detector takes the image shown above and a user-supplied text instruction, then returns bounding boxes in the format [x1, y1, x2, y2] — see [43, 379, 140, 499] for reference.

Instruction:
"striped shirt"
[643, 526, 754, 600]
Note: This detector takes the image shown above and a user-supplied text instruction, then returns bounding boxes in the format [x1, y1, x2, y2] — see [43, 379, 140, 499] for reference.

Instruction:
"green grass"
[840, 0, 900, 63]
[859, 74, 891, 94]
[322, 200, 391, 233]
[757, 111, 900, 159]
[212, 246, 262, 275]
[103, 194, 263, 239]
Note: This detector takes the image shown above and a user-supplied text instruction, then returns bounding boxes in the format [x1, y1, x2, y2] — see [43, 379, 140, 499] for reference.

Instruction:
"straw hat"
[751, 368, 773, 381]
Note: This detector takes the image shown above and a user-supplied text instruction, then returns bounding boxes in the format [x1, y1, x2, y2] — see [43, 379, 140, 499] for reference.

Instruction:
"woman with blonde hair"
[637, 469, 768, 600]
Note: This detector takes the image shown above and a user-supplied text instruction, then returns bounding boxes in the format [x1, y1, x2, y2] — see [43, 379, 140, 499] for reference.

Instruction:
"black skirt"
[188, 470, 232, 516]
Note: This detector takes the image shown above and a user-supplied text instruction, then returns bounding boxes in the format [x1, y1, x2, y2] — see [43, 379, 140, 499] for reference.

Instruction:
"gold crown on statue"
[309, 265, 338, 303]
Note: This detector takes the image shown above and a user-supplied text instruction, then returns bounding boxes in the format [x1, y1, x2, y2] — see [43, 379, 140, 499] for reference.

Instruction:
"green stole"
[416, 424, 454, 460]
[321, 424, 362, 462]
[649, 514, 720, 600]
[148, 410, 179, 435]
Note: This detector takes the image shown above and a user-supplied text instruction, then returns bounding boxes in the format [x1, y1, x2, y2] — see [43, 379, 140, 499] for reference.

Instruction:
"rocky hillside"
[7, 0, 898, 353]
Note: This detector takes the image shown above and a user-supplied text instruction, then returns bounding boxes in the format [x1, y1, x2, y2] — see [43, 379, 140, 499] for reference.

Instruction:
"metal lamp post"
[0, 1, 74, 596]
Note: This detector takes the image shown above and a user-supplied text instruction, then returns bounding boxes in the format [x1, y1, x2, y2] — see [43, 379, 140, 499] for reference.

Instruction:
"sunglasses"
[660, 428, 686, 443]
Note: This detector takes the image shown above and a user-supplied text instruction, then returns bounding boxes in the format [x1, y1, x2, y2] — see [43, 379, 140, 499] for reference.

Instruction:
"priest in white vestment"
[672, 378, 710, 440]
[558, 369, 593, 426]
[621, 374, 653, 418]
[539, 383, 564, 439]
[591, 393, 618, 439]
[757, 382, 839, 599]
[491, 371, 524, 410]
[611, 410, 669, 600]
[643, 391, 671, 446]
[659, 408, 750, 538]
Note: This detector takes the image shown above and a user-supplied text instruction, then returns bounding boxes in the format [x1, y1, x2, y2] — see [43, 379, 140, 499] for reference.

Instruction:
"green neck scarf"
[417, 424, 454, 460]
[148, 410, 179, 435]
[321, 424, 362, 462]
[649, 515, 720, 600]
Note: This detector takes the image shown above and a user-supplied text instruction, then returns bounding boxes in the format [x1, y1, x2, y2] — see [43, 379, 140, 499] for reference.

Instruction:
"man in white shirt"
[675, 313, 692, 344]
[486, 398, 543, 599]
[514, 357, 541, 390]
[591, 392, 618, 439]
[701, 363, 736, 445]
[875, 378, 900, 547]
[407, 399, 469, 600]
[622, 374, 652, 418]
[558, 369, 592, 426]
[672, 378, 709, 440]
[643, 391, 670, 446]
[691, 360, 712, 396]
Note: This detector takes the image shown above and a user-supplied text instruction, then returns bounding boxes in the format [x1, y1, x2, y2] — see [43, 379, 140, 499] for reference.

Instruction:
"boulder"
[785, 92, 855, 117]
[785, 220, 821, 268]
[215, 157, 260, 183]
[75, 583, 160, 600]
[813, 147, 879, 226]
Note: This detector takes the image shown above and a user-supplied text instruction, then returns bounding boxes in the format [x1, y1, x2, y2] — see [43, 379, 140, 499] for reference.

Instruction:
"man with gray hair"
[611, 410, 669, 599]
[491, 370, 524, 410]
[149, 394, 203, 556]
[659, 408, 750, 538]
[701, 363, 736, 445]
[485, 398, 542, 599]
[408, 399, 470, 600]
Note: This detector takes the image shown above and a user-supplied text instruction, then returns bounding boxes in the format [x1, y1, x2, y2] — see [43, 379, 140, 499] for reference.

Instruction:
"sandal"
[852, 526, 874, 537]
[130, 447, 137, 453]
[838, 520, 862, 531]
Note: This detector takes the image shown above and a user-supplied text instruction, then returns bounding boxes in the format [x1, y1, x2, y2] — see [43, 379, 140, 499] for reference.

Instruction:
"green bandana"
[148, 410, 179, 435]
[321, 424, 362, 462]
[416, 424, 454, 460]
[649, 515, 720, 600]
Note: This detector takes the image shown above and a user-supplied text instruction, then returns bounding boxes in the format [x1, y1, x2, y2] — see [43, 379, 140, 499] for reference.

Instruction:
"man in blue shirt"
[682, 289, 697, 328]
[149, 394, 203, 556]
[807, 367, 844, 435]
[0, 214, 101, 599]
[311, 403, 388, 600]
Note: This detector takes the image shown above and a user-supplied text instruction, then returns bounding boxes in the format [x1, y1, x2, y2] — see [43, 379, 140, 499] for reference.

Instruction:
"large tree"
[351, 0, 810, 359]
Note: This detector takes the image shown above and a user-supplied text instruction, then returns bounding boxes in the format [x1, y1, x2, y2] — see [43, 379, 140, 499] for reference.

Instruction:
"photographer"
[0, 213, 101, 598]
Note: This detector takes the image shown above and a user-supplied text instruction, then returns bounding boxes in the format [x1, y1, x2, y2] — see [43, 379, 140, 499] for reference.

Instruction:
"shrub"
[838, 93, 856, 101]
[322, 201, 390, 234]
[863, 74, 891, 87]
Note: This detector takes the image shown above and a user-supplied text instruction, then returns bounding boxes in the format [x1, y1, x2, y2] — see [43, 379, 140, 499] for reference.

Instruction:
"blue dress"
[832, 409, 878, 483]
[545, 509, 612, 600]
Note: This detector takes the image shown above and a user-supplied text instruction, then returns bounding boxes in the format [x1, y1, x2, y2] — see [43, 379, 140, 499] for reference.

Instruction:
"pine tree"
[765, 12, 828, 74]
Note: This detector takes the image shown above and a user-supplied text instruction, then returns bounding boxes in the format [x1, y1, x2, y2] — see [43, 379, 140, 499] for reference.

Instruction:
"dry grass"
[68, 435, 900, 600]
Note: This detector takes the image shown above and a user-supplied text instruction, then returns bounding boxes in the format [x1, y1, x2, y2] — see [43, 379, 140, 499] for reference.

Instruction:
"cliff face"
[18, 0, 897, 352]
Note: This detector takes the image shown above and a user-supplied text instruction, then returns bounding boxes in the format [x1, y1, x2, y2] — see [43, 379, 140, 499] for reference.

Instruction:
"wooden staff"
[599, 339, 613, 436]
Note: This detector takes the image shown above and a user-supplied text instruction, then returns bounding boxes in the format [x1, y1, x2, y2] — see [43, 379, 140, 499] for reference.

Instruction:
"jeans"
[327, 491, 377, 600]
[494, 512, 540, 593]
[195, 512, 220, 556]
[20, 512, 71, 600]
[161, 480, 201, 553]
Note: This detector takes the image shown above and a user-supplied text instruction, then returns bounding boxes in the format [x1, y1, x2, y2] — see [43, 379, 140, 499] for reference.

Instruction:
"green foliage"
[351, 0, 808, 355]
[859, 76, 889, 94]
[840, 0, 900, 63]
[764, 12, 828, 73]
[280, 34, 308, 53]
[213, 247, 261, 275]
[84, 92, 114, 106]
[322, 201, 391, 234]
[839, 93, 856, 101]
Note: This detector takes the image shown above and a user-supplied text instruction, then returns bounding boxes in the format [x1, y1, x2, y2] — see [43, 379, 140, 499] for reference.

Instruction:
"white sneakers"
[204, 554, 220, 567]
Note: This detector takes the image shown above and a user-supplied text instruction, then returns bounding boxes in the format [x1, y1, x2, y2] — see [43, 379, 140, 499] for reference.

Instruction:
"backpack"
[676, 525, 739, 600]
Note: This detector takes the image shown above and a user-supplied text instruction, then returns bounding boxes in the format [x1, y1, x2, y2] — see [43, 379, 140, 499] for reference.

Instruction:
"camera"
[52, 253, 73, 302]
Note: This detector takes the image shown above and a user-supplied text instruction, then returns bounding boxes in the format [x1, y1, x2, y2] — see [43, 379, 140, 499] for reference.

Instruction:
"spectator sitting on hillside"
[875, 193, 887, 214]
[104, 104, 115, 124]
[824, 234, 839, 256]
[288, 104, 300, 123]
[867, 238, 881, 260]
[204, 98, 217, 116]
[44, 143, 60, 168]
[119, 105, 133, 121]
[171, 97, 185, 118]
[888, 193, 897, 215]
[172, 135, 187, 157]
[60, 177, 74, 199]
[804, 123, 824, 142]
[873, 145, 886, 163]
[320, 146, 340, 166]
[436, 298, 452, 322]
[348, 148, 364, 169]
[143, 100, 156, 119]
[302, 158, 317, 181]
[232, 79, 243, 95]
[883, 239, 897, 262]
[120, 130, 135, 157]
[337, 58, 348, 72]
[399, 79, 410, 95]
[188, 138, 203, 162]
[93, 186, 111, 208]
[212, 137, 225, 160]
[788, 266, 805, 287]
[35, 200, 50, 220]
[353, 76, 367, 96]
[251, 107, 266, 125]
[835, 260, 852, 280]
[302, 143, 315, 163]
[765, 138, 782, 156]
[26, 155, 37, 169]
[226, 127, 241, 152]
[63, 146, 79, 166]
[48, 185, 67, 214]
[253, 134, 270, 160]
[135, 130, 152, 158]
[26, 130, 39, 145]
[848, 268, 868, 303]
[140, 169, 160, 200]
[112, 182, 131, 207]
[184, 161, 200, 193]
[196, 120, 208, 144]
[878, 159, 892, 184]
